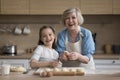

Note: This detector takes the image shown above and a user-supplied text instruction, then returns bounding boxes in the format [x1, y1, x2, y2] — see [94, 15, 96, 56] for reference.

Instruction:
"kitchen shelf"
[0, 54, 120, 59]
[93, 54, 120, 59]
[0, 54, 32, 59]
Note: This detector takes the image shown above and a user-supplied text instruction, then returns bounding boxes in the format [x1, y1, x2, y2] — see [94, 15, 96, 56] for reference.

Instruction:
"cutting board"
[34, 67, 85, 76]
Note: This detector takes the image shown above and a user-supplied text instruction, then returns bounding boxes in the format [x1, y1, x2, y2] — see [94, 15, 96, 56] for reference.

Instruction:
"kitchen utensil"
[92, 33, 97, 44]
[34, 67, 85, 76]
[2, 45, 17, 56]
[112, 45, 120, 54]
[14, 26, 22, 35]
[23, 26, 31, 35]
[62, 60, 81, 67]
[103, 44, 112, 54]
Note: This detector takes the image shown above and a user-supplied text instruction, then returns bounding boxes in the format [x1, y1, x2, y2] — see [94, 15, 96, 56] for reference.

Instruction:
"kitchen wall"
[0, 15, 120, 54]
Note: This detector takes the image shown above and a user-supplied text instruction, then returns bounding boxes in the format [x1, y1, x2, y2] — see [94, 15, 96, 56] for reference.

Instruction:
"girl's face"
[41, 28, 55, 48]
[64, 12, 79, 31]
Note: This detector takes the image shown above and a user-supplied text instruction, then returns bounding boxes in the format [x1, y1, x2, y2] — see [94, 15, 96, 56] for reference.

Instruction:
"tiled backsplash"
[0, 15, 120, 54]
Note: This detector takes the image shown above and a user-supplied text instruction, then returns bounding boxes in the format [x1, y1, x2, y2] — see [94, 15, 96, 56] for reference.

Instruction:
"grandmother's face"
[64, 12, 79, 31]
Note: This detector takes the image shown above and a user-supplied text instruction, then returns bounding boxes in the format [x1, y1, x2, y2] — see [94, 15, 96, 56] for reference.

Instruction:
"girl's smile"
[41, 28, 55, 48]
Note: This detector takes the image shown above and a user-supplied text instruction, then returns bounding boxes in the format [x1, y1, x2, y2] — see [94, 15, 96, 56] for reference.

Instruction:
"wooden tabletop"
[0, 69, 120, 80]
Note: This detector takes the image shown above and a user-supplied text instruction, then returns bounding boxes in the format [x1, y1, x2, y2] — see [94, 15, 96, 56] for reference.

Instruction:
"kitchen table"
[0, 69, 120, 80]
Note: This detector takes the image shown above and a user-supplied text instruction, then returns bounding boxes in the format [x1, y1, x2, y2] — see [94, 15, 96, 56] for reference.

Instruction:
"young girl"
[30, 25, 60, 68]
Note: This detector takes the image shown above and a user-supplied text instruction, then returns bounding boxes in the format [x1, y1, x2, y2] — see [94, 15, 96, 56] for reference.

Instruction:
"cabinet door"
[80, 0, 112, 14]
[30, 0, 80, 15]
[0, 59, 29, 69]
[0, 0, 1, 14]
[1, 0, 29, 14]
[95, 59, 120, 70]
[113, 0, 120, 14]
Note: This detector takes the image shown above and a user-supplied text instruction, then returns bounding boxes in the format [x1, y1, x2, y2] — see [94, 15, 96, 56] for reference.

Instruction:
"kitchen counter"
[0, 54, 120, 59]
[93, 54, 120, 59]
[0, 69, 120, 80]
[0, 54, 32, 59]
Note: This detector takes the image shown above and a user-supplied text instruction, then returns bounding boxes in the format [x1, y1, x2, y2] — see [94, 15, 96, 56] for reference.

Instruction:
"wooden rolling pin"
[34, 71, 85, 76]
[53, 71, 76, 76]
[33, 71, 76, 76]
[76, 72, 85, 76]
[53, 71, 85, 76]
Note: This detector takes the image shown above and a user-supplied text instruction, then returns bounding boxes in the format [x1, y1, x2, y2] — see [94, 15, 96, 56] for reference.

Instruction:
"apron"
[63, 30, 95, 70]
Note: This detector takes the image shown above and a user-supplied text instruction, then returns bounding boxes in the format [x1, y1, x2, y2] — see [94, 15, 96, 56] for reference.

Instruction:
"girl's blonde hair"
[61, 8, 84, 26]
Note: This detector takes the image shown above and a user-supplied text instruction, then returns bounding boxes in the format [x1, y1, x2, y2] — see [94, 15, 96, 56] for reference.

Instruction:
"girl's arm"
[30, 59, 59, 68]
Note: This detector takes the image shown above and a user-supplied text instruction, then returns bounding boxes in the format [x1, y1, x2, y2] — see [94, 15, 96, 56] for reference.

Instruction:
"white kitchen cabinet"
[94, 59, 120, 70]
[0, 59, 30, 69]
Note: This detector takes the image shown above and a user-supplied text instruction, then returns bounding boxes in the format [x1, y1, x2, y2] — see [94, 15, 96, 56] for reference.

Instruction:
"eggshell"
[41, 71, 47, 77]
[47, 72, 53, 77]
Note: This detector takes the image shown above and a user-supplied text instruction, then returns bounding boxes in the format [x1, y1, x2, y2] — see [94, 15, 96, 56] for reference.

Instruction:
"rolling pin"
[53, 71, 76, 76]
[34, 71, 85, 76]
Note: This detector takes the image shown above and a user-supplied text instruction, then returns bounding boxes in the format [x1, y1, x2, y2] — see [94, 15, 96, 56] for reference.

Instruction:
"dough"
[76, 68, 85, 73]
[69, 68, 77, 72]
[10, 66, 26, 72]
[44, 68, 52, 72]
[53, 68, 61, 72]
[64, 51, 70, 55]
[61, 68, 69, 72]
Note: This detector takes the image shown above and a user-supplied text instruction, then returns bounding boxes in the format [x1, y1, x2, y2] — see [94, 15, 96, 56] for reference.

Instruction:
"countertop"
[0, 54, 32, 59]
[93, 54, 120, 59]
[0, 53, 120, 59]
[0, 69, 120, 80]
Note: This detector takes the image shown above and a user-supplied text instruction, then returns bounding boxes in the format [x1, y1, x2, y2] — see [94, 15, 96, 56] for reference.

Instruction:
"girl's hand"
[50, 61, 59, 68]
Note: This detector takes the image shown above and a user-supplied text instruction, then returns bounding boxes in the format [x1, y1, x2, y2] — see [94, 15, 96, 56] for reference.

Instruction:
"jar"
[104, 44, 112, 54]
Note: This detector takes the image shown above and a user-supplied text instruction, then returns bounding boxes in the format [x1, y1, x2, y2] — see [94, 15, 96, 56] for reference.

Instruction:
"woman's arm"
[81, 28, 95, 59]
[56, 30, 67, 55]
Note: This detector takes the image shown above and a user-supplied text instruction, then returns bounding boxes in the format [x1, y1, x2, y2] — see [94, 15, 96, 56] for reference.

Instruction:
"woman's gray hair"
[61, 8, 84, 26]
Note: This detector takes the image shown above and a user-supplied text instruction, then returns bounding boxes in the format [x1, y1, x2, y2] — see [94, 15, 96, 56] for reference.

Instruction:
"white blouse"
[31, 45, 59, 61]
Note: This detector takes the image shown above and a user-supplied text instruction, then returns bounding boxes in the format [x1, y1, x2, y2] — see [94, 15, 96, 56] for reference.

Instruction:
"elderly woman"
[56, 8, 95, 69]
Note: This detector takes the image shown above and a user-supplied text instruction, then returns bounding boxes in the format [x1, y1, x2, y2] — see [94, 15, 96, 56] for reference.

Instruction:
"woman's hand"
[68, 52, 80, 60]
[68, 52, 89, 64]
[59, 51, 70, 61]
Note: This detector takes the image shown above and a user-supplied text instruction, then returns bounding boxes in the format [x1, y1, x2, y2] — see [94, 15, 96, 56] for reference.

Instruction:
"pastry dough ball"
[61, 68, 69, 72]
[44, 68, 52, 72]
[69, 68, 77, 72]
[17, 66, 26, 72]
[53, 68, 61, 72]
[10, 66, 26, 72]
[76, 68, 85, 73]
